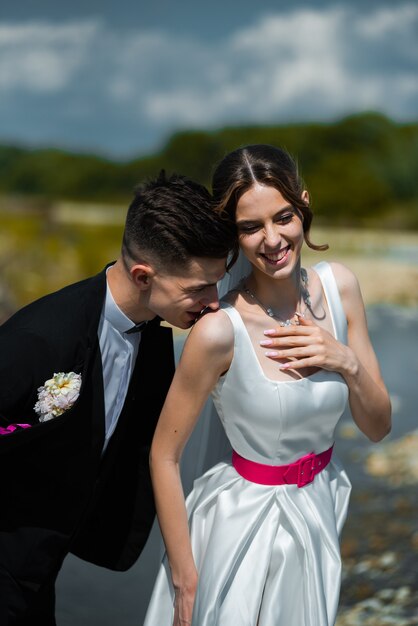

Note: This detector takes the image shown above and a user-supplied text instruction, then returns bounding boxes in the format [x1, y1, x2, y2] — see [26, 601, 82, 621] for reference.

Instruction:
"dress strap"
[218, 301, 245, 329]
[313, 262, 347, 344]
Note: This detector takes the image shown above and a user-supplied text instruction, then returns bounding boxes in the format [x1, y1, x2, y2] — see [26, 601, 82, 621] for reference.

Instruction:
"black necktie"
[125, 321, 148, 334]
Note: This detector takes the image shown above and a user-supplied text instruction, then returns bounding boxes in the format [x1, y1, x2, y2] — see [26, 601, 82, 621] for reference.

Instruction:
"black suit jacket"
[0, 267, 174, 593]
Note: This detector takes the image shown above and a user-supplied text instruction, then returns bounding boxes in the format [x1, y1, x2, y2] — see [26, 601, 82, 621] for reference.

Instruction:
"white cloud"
[0, 20, 100, 91]
[121, 3, 418, 127]
[356, 3, 418, 38]
[0, 4, 417, 153]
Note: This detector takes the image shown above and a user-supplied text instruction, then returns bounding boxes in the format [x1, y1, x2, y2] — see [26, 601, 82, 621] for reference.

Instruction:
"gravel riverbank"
[336, 432, 418, 625]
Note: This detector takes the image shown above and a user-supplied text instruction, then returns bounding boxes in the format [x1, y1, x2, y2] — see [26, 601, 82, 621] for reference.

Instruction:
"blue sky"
[0, 0, 417, 158]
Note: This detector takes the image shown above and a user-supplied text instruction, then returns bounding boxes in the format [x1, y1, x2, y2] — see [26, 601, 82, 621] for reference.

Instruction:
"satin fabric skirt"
[144, 455, 351, 626]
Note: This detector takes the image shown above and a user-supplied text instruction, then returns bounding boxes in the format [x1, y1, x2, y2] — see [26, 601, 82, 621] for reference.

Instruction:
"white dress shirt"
[98, 279, 141, 450]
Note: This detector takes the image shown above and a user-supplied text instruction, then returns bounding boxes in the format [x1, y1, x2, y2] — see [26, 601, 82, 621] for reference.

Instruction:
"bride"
[144, 144, 391, 625]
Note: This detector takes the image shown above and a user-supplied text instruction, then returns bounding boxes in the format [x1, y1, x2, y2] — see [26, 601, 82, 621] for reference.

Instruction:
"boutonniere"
[34, 372, 82, 423]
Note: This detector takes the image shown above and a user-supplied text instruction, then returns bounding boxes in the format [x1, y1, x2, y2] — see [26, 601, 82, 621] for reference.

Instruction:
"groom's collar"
[103, 272, 140, 335]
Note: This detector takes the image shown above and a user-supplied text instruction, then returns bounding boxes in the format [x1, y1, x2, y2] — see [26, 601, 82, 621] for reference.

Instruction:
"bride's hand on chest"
[259, 316, 355, 376]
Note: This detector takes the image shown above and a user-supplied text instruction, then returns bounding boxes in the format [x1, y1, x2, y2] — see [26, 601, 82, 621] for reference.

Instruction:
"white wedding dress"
[144, 261, 351, 626]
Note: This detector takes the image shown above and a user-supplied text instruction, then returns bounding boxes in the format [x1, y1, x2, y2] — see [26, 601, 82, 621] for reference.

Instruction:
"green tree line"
[1, 112, 417, 227]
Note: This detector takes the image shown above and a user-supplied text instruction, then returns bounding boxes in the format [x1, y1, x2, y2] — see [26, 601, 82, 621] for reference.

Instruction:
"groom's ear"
[130, 263, 155, 290]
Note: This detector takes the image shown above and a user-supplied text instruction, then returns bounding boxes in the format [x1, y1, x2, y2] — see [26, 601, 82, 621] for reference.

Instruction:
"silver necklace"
[242, 268, 312, 327]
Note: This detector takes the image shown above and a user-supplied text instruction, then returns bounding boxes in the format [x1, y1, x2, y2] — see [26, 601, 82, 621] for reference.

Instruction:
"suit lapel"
[101, 317, 175, 460]
[80, 273, 175, 465]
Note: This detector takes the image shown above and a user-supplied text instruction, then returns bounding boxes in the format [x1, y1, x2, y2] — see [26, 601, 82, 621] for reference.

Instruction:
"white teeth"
[264, 247, 289, 261]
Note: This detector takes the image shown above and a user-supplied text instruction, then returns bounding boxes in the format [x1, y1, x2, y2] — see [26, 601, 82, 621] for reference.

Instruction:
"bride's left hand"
[260, 315, 357, 375]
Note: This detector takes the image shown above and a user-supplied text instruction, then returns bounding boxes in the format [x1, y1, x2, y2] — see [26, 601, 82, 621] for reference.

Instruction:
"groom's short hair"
[122, 171, 237, 271]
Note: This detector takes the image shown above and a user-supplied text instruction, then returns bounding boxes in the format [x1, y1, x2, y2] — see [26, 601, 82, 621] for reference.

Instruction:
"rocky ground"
[336, 433, 418, 625]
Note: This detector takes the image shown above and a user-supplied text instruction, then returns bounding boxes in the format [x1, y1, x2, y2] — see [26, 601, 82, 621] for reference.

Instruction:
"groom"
[0, 172, 237, 625]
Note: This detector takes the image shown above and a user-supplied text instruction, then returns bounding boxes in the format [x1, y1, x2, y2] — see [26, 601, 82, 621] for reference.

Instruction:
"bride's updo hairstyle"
[212, 144, 328, 252]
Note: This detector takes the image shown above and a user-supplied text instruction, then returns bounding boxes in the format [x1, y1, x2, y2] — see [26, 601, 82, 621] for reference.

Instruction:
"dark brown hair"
[122, 171, 238, 271]
[212, 144, 327, 251]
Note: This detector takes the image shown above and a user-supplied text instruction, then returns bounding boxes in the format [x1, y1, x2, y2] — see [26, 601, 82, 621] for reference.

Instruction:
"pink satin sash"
[232, 445, 334, 488]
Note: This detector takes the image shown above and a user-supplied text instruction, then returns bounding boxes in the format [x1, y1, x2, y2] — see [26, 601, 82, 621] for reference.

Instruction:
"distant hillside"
[1, 112, 417, 227]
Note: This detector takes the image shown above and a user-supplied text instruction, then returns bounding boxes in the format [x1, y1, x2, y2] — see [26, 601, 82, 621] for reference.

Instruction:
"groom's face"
[148, 256, 227, 329]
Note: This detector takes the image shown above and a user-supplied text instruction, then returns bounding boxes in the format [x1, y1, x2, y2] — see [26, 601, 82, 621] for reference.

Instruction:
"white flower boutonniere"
[34, 372, 82, 423]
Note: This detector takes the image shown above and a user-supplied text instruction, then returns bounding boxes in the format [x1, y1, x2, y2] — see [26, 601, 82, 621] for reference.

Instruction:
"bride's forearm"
[150, 454, 197, 589]
[343, 355, 391, 442]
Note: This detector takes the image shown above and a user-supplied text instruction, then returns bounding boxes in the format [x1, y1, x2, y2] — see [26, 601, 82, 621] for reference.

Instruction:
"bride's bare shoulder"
[327, 261, 361, 299]
[187, 305, 234, 352]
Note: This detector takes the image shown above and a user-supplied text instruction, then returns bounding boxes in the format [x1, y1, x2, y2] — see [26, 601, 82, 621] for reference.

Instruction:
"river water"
[55, 305, 418, 625]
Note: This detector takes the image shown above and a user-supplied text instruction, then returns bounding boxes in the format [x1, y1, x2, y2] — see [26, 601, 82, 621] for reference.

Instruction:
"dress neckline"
[221, 263, 339, 385]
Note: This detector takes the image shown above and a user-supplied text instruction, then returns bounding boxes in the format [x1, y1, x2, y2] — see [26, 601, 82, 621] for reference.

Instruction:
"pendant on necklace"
[281, 319, 296, 327]
[266, 307, 299, 326]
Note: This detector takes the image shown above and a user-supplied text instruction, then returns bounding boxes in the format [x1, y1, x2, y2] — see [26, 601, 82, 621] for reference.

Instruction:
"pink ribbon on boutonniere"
[0, 424, 31, 435]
